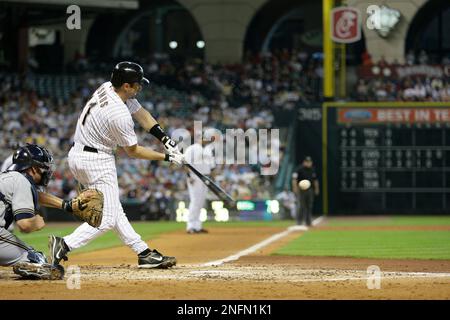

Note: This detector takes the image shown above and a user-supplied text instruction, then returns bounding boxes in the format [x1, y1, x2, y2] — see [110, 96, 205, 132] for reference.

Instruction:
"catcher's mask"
[8, 144, 55, 187]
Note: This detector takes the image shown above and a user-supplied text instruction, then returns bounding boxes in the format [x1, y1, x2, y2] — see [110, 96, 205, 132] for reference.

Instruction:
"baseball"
[299, 179, 311, 190]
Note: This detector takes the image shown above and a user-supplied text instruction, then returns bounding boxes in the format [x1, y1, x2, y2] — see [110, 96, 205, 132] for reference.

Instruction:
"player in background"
[48, 61, 185, 269]
[184, 129, 216, 234]
[1, 144, 19, 173]
[1, 154, 13, 173]
[1, 150, 16, 233]
[0, 144, 64, 280]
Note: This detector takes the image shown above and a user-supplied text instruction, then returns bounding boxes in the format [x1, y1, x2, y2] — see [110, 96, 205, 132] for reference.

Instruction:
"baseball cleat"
[13, 262, 65, 280]
[48, 235, 69, 265]
[187, 228, 208, 234]
[138, 249, 177, 269]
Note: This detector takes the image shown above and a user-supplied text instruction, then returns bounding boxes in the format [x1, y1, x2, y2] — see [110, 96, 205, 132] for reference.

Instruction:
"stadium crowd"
[141, 48, 323, 107]
[354, 51, 450, 102]
[2, 48, 449, 216]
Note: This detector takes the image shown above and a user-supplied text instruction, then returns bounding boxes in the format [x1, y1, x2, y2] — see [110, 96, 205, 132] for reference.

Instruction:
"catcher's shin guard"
[13, 262, 65, 280]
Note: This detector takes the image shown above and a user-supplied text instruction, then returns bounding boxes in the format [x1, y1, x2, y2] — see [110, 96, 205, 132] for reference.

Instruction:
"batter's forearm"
[133, 108, 175, 147]
[133, 107, 158, 131]
[38, 192, 64, 209]
[124, 144, 166, 161]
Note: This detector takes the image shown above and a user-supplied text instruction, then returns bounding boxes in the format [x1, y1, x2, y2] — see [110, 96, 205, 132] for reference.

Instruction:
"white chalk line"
[187, 270, 450, 281]
[312, 215, 324, 226]
[62, 265, 450, 283]
[202, 216, 323, 267]
[199, 216, 450, 283]
[275, 273, 450, 283]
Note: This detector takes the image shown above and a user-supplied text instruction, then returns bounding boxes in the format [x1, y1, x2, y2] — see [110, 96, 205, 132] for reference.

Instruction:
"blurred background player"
[1, 144, 19, 173]
[184, 129, 216, 234]
[1, 146, 18, 233]
[48, 61, 185, 269]
[1, 155, 13, 173]
[292, 156, 319, 226]
[0, 144, 64, 280]
[275, 188, 298, 220]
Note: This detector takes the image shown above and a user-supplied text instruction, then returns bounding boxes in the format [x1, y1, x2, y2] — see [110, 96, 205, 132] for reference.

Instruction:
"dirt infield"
[1, 222, 449, 299]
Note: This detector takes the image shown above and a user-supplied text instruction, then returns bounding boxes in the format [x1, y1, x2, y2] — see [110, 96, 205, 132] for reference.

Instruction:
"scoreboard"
[325, 104, 450, 214]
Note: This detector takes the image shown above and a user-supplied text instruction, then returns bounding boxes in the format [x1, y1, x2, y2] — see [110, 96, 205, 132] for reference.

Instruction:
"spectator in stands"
[354, 50, 449, 102]
[406, 50, 415, 65]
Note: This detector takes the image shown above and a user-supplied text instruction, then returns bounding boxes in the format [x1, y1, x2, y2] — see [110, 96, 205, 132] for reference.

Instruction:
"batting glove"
[165, 151, 185, 165]
[162, 136, 182, 155]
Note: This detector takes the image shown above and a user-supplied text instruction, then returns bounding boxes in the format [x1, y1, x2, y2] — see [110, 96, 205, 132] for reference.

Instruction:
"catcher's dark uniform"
[292, 164, 318, 226]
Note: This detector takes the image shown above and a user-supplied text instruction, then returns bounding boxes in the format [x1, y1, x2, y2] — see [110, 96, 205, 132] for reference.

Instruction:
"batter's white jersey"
[64, 82, 149, 254]
[74, 81, 141, 153]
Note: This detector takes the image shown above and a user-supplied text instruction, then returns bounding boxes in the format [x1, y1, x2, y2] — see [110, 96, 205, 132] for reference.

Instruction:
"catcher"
[0, 144, 102, 280]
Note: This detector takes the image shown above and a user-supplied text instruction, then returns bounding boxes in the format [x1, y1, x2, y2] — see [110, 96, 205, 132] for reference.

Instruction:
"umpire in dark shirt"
[292, 156, 319, 226]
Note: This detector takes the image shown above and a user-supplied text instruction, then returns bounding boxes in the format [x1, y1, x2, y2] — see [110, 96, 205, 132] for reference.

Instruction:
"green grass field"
[14, 216, 450, 260]
[326, 216, 450, 227]
[276, 216, 450, 260]
[17, 220, 293, 254]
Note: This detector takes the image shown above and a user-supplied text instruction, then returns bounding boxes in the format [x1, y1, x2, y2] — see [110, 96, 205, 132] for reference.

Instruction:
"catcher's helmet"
[110, 61, 149, 87]
[8, 144, 55, 187]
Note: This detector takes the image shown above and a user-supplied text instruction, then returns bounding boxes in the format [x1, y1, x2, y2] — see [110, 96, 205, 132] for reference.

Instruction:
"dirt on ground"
[1, 223, 449, 300]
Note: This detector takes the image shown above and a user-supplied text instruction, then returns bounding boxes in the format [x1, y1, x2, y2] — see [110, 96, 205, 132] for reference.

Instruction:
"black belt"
[83, 146, 98, 153]
[72, 143, 98, 153]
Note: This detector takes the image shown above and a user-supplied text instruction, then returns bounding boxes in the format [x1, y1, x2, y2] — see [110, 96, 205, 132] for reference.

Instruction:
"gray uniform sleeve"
[126, 99, 142, 114]
[11, 176, 35, 220]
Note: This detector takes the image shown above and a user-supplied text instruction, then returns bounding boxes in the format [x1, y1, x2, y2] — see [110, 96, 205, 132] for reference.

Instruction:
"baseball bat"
[185, 163, 235, 205]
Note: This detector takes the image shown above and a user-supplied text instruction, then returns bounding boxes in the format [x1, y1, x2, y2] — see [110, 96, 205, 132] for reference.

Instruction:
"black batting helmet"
[8, 144, 55, 187]
[110, 61, 150, 87]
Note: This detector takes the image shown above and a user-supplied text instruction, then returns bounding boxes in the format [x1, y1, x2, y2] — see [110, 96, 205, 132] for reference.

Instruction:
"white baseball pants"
[187, 176, 207, 231]
[63, 145, 148, 254]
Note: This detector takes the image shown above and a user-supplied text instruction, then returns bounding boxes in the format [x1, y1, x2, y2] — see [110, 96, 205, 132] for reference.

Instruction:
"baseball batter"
[49, 61, 184, 269]
[184, 137, 215, 234]
[0, 144, 64, 280]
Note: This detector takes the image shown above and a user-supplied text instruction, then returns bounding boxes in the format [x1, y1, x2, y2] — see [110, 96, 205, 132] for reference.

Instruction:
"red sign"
[331, 7, 361, 43]
[338, 108, 450, 124]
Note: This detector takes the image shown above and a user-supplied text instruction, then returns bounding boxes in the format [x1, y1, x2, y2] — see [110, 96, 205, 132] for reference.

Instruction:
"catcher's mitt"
[62, 189, 103, 228]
